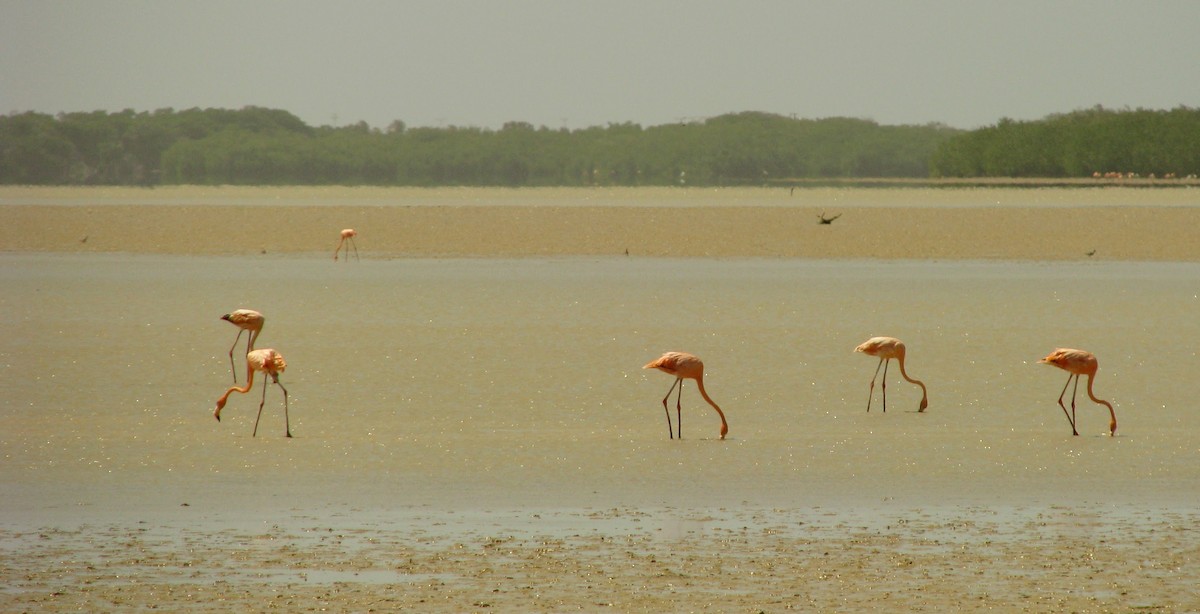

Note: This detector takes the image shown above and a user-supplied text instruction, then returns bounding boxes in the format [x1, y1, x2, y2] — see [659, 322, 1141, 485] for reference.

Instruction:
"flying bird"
[854, 336, 929, 412]
[214, 348, 291, 438]
[220, 309, 264, 383]
[643, 351, 728, 440]
[334, 228, 359, 262]
[1038, 348, 1117, 436]
[817, 211, 842, 225]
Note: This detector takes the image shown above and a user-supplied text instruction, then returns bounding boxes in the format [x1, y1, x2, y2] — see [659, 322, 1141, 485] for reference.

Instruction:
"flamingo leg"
[1070, 374, 1081, 436]
[253, 376, 268, 437]
[1055, 373, 1079, 435]
[276, 375, 291, 438]
[881, 359, 890, 412]
[242, 328, 259, 381]
[228, 329, 246, 383]
[866, 358, 884, 412]
[350, 237, 360, 261]
[661, 378, 681, 439]
[676, 379, 684, 439]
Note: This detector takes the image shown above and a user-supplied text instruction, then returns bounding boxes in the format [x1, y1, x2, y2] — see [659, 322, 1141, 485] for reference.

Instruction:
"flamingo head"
[719, 423, 728, 440]
[919, 397, 929, 412]
[1109, 418, 1117, 437]
[214, 397, 227, 420]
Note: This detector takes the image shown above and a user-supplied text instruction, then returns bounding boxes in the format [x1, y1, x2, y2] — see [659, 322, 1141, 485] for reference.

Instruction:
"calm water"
[3, 253, 1198, 523]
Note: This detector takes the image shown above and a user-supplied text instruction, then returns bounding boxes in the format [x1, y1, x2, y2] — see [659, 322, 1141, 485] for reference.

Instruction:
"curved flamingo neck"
[1085, 372, 1117, 434]
[896, 355, 928, 399]
[219, 369, 256, 405]
[693, 375, 729, 438]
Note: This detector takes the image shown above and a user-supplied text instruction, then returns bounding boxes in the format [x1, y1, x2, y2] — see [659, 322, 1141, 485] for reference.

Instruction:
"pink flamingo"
[1039, 348, 1117, 436]
[334, 228, 359, 262]
[643, 351, 729, 440]
[214, 348, 291, 437]
[854, 336, 928, 412]
[220, 309, 264, 383]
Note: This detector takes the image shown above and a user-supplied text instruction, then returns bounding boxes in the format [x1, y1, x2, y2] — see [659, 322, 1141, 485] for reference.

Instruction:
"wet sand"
[2, 185, 1199, 260]
[6, 505, 1196, 611]
[3, 187, 1200, 611]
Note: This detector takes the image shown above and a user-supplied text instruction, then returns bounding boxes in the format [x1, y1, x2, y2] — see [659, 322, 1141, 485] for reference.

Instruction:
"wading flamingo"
[1038, 348, 1117, 436]
[855, 336, 928, 412]
[643, 351, 728, 440]
[334, 228, 359, 262]
[220, 309, 264, 383]
[214, 348, 291, 438]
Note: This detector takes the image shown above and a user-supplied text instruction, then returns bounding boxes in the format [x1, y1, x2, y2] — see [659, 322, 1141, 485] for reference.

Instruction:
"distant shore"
[2, 185, 1198, 260]
[771, 175, 1200, 188]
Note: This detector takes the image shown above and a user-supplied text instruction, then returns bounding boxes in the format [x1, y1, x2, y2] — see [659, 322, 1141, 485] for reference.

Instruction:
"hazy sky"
[3, 1, 1198, 130]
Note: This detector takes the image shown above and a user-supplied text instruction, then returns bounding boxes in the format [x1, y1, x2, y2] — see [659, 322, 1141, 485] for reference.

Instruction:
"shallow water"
[3, 254, 1198, 524]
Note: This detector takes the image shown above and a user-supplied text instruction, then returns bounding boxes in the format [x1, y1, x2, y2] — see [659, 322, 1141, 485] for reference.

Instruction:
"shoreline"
[772, 175, 1200, 188]
[3, 502, 1196, 611]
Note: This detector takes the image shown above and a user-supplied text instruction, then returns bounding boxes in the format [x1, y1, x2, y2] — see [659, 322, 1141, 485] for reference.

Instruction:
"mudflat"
[2, 185, 1198, 260]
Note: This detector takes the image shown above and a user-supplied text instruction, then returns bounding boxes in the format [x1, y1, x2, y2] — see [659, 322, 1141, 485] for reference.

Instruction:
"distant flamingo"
[214, 348, 291, 437]
[334, 228, 359, 262]
[1038, 348, 1117, 436]
[854, 336, 928, 412]
[643, 351, 729, 440]
[220, 309, 264, 383]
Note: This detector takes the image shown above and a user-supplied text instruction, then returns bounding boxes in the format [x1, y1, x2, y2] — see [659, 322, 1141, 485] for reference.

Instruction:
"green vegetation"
[1, 105, 1196, 186]
[0, 108, 956, 186]
[930, 106, 1200, 178]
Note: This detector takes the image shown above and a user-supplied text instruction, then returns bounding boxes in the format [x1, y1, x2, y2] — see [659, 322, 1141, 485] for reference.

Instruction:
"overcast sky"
[3, 1, 1198, 131]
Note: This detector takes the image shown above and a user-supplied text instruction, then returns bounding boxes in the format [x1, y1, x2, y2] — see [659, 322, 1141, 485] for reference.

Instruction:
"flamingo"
[643, 351, 729, 440]
[334, 228, 359, 262]
[220, 309, 264, 383]
[214, 348, 291, 437]
[1038, 348, 1117, 436]
[854, 336, 929, 412]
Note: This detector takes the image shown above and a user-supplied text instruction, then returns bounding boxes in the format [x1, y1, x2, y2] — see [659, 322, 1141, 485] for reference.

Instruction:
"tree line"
[929, 106, 1200, 178]
[1, 105, 1195, 186]
[0, 107, 955, 186]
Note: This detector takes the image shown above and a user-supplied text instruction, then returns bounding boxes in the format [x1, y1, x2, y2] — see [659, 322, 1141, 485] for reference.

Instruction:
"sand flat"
[2, 185, 1199, 260]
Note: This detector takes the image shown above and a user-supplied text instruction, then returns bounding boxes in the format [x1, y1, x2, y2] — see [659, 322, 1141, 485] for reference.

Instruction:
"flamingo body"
[643, 351, 728, 440]
[221, 309, 264, 383]
[214, 348, 291, 437]
[854, 336, 928, 412]
[1039, 348, 1117, 436]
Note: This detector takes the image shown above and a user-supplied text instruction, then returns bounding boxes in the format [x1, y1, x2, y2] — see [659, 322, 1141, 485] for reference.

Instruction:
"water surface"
[3, 254, 1197, 524]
